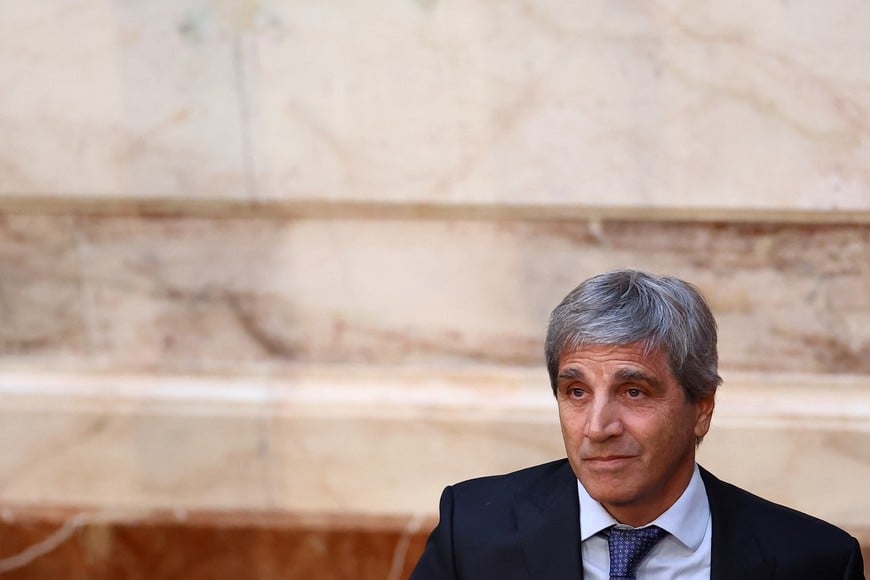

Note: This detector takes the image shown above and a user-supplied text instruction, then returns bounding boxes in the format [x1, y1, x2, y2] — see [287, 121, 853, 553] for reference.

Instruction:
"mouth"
[582, 455, 636, 468]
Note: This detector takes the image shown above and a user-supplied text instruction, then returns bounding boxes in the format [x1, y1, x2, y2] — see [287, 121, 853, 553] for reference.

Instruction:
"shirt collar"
[578, 464, 709, 551]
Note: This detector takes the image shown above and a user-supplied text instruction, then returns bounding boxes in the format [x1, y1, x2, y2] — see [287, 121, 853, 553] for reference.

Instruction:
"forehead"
[557, 342, 673, 377]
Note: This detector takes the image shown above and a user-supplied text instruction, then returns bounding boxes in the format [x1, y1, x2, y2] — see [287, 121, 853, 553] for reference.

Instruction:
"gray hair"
[545, 270, 722, 403]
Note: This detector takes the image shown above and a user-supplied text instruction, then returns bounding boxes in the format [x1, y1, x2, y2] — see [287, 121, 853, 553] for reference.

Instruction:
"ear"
[693, 393, 715, 439]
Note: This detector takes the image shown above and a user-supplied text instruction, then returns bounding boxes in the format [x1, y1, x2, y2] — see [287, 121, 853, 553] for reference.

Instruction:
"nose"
[584, 396, 623, 442]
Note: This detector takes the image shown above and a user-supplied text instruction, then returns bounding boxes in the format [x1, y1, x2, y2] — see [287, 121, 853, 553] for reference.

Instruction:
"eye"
[626, 387, 643, 398]
[568, 387, 586, 399]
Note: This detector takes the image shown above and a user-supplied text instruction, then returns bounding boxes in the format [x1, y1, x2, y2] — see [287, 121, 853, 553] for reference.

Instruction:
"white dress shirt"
[578, 464, 712, 579]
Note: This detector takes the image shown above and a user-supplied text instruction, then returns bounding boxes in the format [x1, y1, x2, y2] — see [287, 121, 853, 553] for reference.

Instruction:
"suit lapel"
[701, 467, 775, 580]
[515, 460, 583, 580]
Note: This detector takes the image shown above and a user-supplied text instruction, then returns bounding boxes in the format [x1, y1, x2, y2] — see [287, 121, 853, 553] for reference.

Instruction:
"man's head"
[547, 270, 722, 526]
[546, 270, 722, 404]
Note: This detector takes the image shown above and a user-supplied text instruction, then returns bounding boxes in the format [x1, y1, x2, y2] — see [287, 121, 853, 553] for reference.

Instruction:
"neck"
[603, 463, 695, 527]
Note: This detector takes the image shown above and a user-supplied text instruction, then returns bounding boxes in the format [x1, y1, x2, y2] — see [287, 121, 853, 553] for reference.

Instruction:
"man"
[411, 270, 865, 579]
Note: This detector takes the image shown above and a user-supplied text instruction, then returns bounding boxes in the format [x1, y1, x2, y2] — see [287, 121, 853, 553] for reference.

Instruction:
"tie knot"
[606, 525, 667, 579]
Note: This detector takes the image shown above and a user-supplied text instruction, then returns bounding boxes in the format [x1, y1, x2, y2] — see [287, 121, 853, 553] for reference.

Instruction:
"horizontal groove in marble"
[0, 504, 435, 534]
[0, 197, 869, 224]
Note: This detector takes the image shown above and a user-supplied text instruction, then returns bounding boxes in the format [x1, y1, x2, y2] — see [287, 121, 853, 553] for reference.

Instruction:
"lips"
[582, 455, 637, 469]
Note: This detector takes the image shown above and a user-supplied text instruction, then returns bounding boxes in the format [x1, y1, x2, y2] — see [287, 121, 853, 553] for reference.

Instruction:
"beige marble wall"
[0, 2, 246, 199]
[1, 1, 869, 215]
[1, 0, 869, 572]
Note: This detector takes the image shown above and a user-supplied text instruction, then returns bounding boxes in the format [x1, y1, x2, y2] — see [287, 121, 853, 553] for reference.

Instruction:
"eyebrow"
[614, 368, 663, 389]
[557, 367, 586, 382]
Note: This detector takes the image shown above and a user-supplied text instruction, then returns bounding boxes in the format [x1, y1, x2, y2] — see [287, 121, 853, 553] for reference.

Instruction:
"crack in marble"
[426, 77, 541, 200]
[0, 415, 112, 495]
[0, 512, 91, 573]
[670, 66, 864, 147]
[387, 513, 427, 580]
[283, 99, 362, 191]
[661, 7, 870, 139]
[0, 509, 154, 574]
[0, 157, 40, 192]
[515, 0, 660, 46]
[232, 31, 258, 201]
[115, 109, 193, 163]
[226, 294, 298, 359]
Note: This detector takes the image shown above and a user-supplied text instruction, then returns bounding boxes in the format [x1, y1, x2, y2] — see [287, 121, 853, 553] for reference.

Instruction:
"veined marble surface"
[0, 2, 246, 198]
[0, 517, 431, 579]
[0, 1, 869, 211]
[0, 215, 866, 374]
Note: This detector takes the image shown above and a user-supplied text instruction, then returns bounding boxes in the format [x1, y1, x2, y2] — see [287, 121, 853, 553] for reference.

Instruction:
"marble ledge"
[1, 366, 869, 427]
[0, 366, 868, 534]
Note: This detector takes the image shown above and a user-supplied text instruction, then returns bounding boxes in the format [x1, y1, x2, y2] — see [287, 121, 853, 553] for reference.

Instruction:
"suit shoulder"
[452, 459, 568, 493]
[704, 469, 858, 549]
[444, 458, 575, 549]
[450, 458, 570, 498]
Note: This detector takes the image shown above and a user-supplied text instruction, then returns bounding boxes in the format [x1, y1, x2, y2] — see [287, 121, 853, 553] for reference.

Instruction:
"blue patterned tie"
[606, 525, 667, 579]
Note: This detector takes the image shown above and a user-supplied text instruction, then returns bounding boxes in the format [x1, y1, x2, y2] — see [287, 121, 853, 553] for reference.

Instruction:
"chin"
[587, 485, 637, 506]
[580, 473, 635, 502]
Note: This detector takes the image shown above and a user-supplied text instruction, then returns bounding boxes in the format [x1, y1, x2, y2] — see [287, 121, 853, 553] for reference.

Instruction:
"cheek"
[622, 409, 679, 450]
[619, 406, 658, 432]
[558, 407, 586, 441]
[650, 412, 697, 454]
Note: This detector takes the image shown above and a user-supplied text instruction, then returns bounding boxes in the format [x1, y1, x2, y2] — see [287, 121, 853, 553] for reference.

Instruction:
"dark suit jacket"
[410, 459, 865, 579]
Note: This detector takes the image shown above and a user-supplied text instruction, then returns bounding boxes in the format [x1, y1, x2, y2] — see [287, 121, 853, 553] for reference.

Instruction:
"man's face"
[556, 342, 714, 527]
